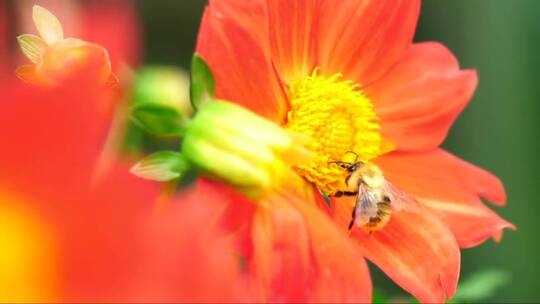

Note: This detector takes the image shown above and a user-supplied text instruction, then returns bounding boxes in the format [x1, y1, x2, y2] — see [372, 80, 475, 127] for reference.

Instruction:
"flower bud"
[182, 101, 312, 198]
[35, 38, 112, 85]
[133, 66, 192, 116]
[16, 5, 116, 87]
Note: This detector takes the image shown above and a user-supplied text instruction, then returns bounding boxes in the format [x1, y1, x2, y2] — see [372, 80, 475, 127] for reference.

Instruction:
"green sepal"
[130, 103, 189, 137]
[318, 188, 332, 208]
[130, 151, 190, 182]
[190, 54, 215, 111]
[17, 34, 47, 64]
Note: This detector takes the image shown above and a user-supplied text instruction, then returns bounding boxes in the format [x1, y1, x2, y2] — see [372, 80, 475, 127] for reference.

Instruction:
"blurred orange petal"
[0, 79, 113, 199]
[80, 0, 142, 69]
[251, 196, 312, 301]
[0, 193, 58, 302]
[58, 170, 255, 302]
[0, 76, 256, 302]
[15, 64, 38, 83]
[136, 190, 258, 302]
[36, 39, 113, 85]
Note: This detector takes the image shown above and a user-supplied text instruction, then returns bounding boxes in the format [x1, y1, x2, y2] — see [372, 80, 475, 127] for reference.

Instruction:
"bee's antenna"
[344, 151, 359, 162]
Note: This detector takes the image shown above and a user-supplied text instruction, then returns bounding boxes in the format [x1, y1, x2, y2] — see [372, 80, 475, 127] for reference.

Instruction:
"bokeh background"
[4, 0, 540, 302]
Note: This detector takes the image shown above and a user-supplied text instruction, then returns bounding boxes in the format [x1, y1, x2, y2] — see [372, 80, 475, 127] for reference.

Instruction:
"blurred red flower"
[4, 0, 140, 73]
[0, 2, 9, 72]
[0, 74, 256, 302]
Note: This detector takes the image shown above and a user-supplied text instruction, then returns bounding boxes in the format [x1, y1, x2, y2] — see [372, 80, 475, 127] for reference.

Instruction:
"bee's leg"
[348, 207, 356, 230]
[332, 191, 358, 197]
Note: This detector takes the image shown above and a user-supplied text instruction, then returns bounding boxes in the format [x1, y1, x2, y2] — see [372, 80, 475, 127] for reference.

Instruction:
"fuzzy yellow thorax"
[285, 69, 393, 194]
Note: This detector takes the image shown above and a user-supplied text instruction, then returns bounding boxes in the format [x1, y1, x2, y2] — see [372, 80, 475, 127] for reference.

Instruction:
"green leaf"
[130, 151, 190, 182]
[133, 66, 193, 115]
[450, 269, 510, 303]
[130, 103, 188, 137]
[17, 34, 47, 64]
[190, 54, 215, 111]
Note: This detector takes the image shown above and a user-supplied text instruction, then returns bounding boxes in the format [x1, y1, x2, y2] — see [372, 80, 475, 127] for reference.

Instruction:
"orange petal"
[134, 178, 259, 302]
[376, 149, 514, 247]
[37, 39, 113, 86]
[254, 189, 372, 302]
[421, 197, 515, 248]
[15, 64, 39, 84]
[104, 73, 119, 88]
[267, 0, 316, 83]
[196, 1, 288, 123]
[316, 0, 420, 85]
[352, 207, 460, 303]
[291, 192, 372, 303]
[378, 149, 506, 206]
[251, 196, 312, 301]
[0, 77, 113, 200]
[367, 42, 478, 151]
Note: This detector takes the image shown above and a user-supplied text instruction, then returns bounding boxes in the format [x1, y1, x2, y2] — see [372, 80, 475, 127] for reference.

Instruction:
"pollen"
[285, 69, 392, 194]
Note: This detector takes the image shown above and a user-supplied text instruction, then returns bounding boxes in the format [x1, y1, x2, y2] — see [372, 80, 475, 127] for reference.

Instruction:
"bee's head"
[347, 161, 364, 172]
[328, 160, 364, 172]
[329, 151, 364, 171]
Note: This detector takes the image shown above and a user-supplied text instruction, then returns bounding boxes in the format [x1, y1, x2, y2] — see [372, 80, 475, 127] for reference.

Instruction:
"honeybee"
[330, 154, 419, 232]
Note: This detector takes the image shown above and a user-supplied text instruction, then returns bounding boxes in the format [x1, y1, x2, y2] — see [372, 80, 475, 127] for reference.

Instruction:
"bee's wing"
[354, 183, 379, 225]
[384, 181, 420, 212]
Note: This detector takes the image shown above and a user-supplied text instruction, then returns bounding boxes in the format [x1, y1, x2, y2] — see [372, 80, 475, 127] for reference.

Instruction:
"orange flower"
[196, 0, 514, 302]
[0, 76, 256, 302]
[1, 1, 139, 74]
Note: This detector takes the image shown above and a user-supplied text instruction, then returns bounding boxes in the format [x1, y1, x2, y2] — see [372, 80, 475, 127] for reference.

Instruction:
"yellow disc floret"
[285, 69, 392, 194]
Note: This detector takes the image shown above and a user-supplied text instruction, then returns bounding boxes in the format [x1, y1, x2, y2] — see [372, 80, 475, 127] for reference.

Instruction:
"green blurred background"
[418, 2, 539, 302]
[135, 1, 540, 302]
[418, 2, 540, 302]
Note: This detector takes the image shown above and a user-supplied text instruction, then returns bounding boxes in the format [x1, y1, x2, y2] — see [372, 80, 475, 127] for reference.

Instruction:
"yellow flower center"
[285, 69, 393, 194]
